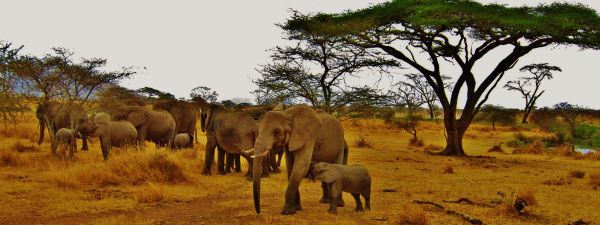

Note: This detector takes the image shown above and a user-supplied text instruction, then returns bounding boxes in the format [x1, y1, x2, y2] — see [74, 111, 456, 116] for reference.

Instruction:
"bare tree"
[400, 73, 450, 119]
[505, 63, 561, 124]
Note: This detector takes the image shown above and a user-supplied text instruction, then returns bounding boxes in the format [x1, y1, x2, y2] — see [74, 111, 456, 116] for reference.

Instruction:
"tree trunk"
[427, 103, 435, 120]
[521, 108, 531, 124]
[439, 126, 466, 156]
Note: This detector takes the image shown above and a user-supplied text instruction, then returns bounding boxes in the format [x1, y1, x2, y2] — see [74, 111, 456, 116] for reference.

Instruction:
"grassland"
[0, 113, 599, 225]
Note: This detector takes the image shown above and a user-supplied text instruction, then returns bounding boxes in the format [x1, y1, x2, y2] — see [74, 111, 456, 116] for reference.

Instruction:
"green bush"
[506, 133, 534, 148]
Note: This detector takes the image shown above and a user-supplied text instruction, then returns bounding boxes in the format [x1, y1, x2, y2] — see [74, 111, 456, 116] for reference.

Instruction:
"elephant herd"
[36, 100, 362, 215]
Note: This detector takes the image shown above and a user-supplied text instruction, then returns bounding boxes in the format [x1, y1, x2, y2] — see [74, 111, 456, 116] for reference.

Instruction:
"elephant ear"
[287, 107, 321, 151]
[315, 166, 336, 183]
[125, 107, 147, 127]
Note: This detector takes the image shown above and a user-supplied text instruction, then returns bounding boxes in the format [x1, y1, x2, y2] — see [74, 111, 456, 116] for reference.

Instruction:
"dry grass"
[397, 206, 430, 225]
[0, 148, 22, 166]
[1, 115, 600, 224]
[423, 144, 442, 152]
[542, 177, 572, 186]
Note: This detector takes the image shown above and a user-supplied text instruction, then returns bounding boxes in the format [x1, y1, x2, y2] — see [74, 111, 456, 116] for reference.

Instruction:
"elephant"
[200, 104, 268, 178]
[173, 133, 193, 149]
[250, 106, 349, 215]
[54, 128, 77, 160]
[36, 102, 89, 153]
[153, 100, 199, 146]
[110, 106, 176, 149]
[77, 113, 138, 160]
[310, 162, 371, 214]
[225, 153, 241, 173]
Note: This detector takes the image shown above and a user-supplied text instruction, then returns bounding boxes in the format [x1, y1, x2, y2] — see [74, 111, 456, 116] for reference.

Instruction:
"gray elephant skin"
[153, 100, 199, 146]
[77, 113, 138, 160]
[173, 133, 193, 149]
[110, 106, 176, 148]
[251, 106, 349, 215]
[201, 104, 268, 178]
[311, 162, 371, 214]
[55, 128, 77, 160]
[36, 102, 89, 153]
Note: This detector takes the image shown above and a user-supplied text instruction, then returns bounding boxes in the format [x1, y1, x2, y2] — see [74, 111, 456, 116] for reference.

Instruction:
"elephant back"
[213, 111, 257, 153]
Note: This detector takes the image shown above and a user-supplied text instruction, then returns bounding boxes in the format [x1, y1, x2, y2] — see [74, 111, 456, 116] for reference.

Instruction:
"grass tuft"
[355, 135, 372, 148]
[570, 170, 586, 179]
[397, 206, 430, 225]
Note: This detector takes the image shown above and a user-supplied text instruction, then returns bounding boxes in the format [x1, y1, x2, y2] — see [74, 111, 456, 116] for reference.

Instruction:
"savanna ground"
[1, 111, 599, 225]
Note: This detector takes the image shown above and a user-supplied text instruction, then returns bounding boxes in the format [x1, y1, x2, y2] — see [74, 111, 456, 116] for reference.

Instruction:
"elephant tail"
[343, 140, 349, 165]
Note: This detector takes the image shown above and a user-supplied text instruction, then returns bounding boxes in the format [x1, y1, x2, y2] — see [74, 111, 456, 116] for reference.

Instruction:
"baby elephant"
[173, 133, 193, 149]
[311, 162, 371, 214]
[54, 128, 77, 160]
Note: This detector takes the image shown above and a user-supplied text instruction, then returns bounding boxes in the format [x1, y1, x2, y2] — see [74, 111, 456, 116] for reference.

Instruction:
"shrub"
[0, 148, 21, 166]
[513, 140, 545, 154]
[488, 143, 505, 153]
[570, 170, 586, 179]
[590, 172, 600, 188]
[397, 206, 430, 225]
[355, 135, 372, 148]
[135, 183, 166, 203]
[506, 133, 534, 148]
[409, 137, 424, 147]
[146, 154, 187, 184]
[516, 188, 537, 206]
[443, 165, 454, 174]
[13, 141, 39, 153]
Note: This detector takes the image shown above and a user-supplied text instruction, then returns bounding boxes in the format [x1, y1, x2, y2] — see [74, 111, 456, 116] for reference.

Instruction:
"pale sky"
[2, 0, 600, 108]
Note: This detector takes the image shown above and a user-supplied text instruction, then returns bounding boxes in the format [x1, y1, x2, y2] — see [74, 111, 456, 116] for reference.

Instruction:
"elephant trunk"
[37, 119, 46, 145]
[252, 145, 270, 214]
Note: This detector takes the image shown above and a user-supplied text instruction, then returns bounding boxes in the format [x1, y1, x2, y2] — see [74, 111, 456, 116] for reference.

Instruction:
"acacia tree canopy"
[283, 0, 600, 156]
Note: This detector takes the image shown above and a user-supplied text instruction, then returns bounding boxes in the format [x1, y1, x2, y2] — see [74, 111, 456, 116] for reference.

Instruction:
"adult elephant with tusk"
[200, 104, 268, 178]
[252, 106, 348, 215]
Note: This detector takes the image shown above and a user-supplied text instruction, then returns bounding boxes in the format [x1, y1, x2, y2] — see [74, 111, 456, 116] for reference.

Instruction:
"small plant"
[488, 143, 505, 153]
[409, 137, 424, 147]
[516, 188, 537, 207]
[570, 170, 586, 179]
[589, 172, 600, 188]
[135, 183, 166, 203]
[355, 135, 372, 148]
[397, 206, 430, 225]
[443, 165, 454, 174]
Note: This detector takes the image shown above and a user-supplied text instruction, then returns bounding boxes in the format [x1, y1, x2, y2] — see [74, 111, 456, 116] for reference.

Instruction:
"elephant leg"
[328, 181, 343, 214]
[217, 147, 226, 175]
[363, 189, 371, 211]
[261, 155, 270, 178]
[137, 126, 147, 149]
[277, 151, 283, 168]
[351, 193, 364, 211]
[281, 146, 313, 215]
[242, 154, 253, 180]
[80, 134, 89, 151]
[225, 153, 233, 174]
[269, 152, 281, 173]
[320, 182, 330, 203]
[100, 137, 111, 161]
[202, 137, 217, 176]
[234, 154, 241, 172]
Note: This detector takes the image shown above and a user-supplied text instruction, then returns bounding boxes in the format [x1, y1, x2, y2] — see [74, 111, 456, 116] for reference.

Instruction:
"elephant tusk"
[243, 148, 255, 155]
[251, 149, 270, 159]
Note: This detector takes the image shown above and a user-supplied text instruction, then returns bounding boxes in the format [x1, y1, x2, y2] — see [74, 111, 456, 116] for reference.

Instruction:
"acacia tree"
[51, 48, 135, 107]
[284, 0, 600, 155]
[0, 41, 28, 129]
[190, 86, 218, 103]
[9, 54, 62, 104]
[505, 63, 561, 124]
[252, 25, 399, 113]
[137, 87, 175, 101]
[475, 104, 518, 130]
